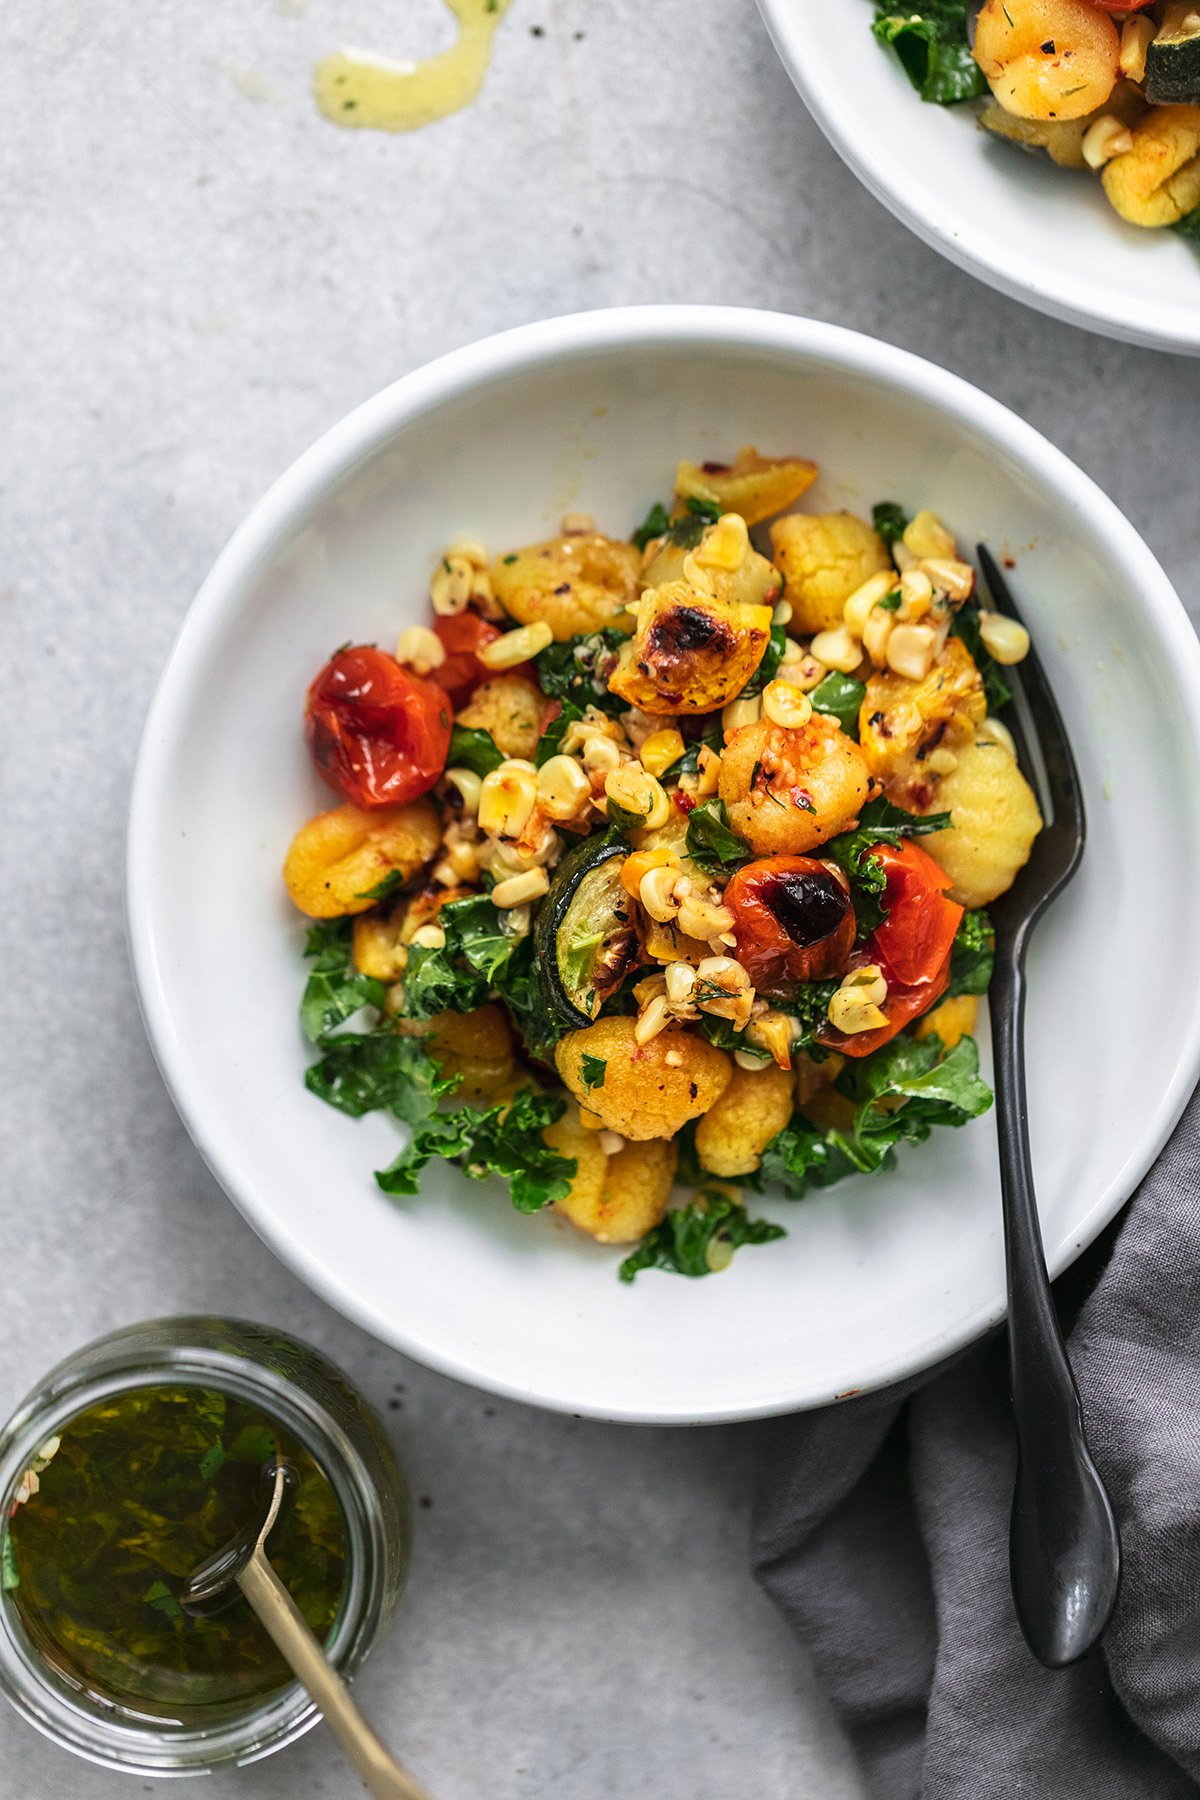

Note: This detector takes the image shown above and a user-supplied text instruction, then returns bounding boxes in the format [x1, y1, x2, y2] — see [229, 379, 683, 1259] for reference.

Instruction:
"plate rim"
[127, 304, 1200, 1422]
[754, 0, 1200, 356]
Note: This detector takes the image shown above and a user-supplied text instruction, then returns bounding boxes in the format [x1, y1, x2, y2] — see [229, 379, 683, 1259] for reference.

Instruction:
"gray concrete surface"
[1, 1, 1197, 1795]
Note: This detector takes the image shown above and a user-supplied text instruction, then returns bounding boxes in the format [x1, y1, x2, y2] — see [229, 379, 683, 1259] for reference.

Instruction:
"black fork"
[976, 544, 1120, 1668]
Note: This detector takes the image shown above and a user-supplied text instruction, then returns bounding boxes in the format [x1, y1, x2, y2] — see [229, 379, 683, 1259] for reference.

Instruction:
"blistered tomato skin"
[431, 611, 501, 704]
[725, 857, 856, 992]
[868, 841, 964, 989]
[306, 645, 453, 808]
[820, 952, 952, 1059]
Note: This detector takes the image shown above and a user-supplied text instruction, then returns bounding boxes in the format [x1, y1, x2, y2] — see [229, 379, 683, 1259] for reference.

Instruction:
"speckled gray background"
[2, 2, 1197, 1795]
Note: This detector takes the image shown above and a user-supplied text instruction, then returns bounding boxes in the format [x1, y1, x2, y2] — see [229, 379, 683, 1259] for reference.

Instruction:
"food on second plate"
[283, 452, 1044, 1281]
[871, 0, 1200, 239]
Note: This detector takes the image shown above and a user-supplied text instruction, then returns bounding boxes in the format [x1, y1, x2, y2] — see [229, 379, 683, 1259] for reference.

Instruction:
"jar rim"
[0, 1318, 406, 1775]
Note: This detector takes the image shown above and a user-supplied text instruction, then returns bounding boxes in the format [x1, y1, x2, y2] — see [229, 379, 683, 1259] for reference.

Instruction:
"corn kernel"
[1082, 115, 1134, 170]
[639, 864, 683, 922]
[844, 570, 898, 637]
[410, 924, 446, 951]
[903, 510, 956, 562]
[536, 754, 592, 821]
[1119, 12, 1154, 80]
[862, 607, 895, 667]
[445, 537, 489, 569]
[430, 554, 473, 616]
[478, 765, 538, 838]
[921, 557, 975, 602]
[634, 994, 671, 1045]
[977, 716, 1017, 757]
[443, 767, 483, 813]
[394, 624, 446, 676]
[885, 622, 938, 681]
[722, 694, 762, 737]
[978, 611, 1030, 666]
[491, 867, 550, 909]
[809, 625, 862, 675]
[761, 680, 813, 730]
[640, 728, 686, 778]
[694, 512, 750, 572]
[478, 621, 554, 669]
[621, 846, 679, 899]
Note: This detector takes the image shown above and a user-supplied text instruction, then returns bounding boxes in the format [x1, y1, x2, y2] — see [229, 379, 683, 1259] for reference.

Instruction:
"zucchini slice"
[534, 832, 641, 1029]
[1146, 3, 1200, 104]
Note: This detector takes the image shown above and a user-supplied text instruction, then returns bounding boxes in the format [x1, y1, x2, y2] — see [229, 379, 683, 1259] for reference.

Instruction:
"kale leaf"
[618, 1189, 785, 1282]
[400, 894, 520, 1022]
[743, 622, 789, 697]
[953, 603, 1012, 712]
[300, 920, 386, 1046]
[824, 798, 952, 937]
[872, 500, 910, 547]
[685, 798, 752, 875]
[534, 629, 627, 717]
[304, 1029, 457, 1126]
[376, 1087, 574, 1214]
[810, 670, 866, 738]
[1174, 208, 1200, 243]
[948, 908, 995, 997]
[447, 723, 504, 777]
[534, 698, 583, 767]
[756, 1033, 992, 1199]
[632, 501, 671, 551]
[872, 2, 987, 105]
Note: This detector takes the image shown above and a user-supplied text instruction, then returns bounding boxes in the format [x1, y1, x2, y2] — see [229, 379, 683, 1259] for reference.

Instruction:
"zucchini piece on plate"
[1145, 3, 1200, 103]
[534, 833, 641, 1029]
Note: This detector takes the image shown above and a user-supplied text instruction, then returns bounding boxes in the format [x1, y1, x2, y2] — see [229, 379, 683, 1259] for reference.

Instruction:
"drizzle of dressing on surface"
[314, 0, 512, 133]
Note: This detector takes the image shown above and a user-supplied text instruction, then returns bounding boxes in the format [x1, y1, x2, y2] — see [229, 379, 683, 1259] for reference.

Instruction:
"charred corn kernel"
[694, 955, 754, 1028]
[1082, 114, 1135, 169]
[809, 624, 862, 675]
[491, 867, 550, 908]
[694, 512, 750, 571]
[536, 754, 593, 821]
[773, 599, 793, 627]
[779, 645, 827, 691]
[664, 960, 699, 1010]
[478, 620, 554, 669]
[410, 924, 447, 950]
[900, 569, 934, 618]
[862, 607, 895, 667]
[431, 554, 473, 616]
[885, 622, 939, 681]
[640, 728, 686, 778]
[560, 510, 596, 536]
[478, 765, 538, 837]
[678, 893, 736, 943]
[605, 764, 669, 829]
[843, 570, 898, 637]
[582, 733, 622, 774]
[697, 744, 722, 797]
[1119, 12, 1154, 80]
[977, 716, 1017, 757]
[722, 694, 762, 737]
[639, 864, 683, 922]
[829, 964, 888, 1035]
[921, 557, 975, 602]
[761, 679, 813, 730]
[394, 624, 446, 675]
[621, 846, 678, 899]
[444, 767, 483, 813]
[744, 1008, 798, 1070]
[925, 747, 959, 777]
[445, 536, 489, 569]
[978, 611, 1030, 665]
[903, 510, 956, 562]
[634, 994, 671, 1045]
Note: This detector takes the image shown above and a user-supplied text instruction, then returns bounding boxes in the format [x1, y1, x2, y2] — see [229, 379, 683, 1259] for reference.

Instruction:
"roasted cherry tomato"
[819, 951, 951, 1059]
[306, 645, 452, 808]
[431, 611, 501, 705]
[867, 841, 963, 989]
[725, 856, 856, 992]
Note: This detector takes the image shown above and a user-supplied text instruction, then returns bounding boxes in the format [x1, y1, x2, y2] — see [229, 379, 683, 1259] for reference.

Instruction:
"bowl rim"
[754, 0, 1200, 356]
[127, 304, 1200, 1422]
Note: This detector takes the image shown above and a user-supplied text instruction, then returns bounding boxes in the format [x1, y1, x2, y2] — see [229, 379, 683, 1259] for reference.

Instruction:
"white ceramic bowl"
[128, 306, 1200, 1423]
[757, 0, 1200, 354]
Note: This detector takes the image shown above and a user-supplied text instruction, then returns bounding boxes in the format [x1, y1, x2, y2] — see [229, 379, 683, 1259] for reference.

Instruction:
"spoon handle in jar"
[238, 1551, 433, 1800]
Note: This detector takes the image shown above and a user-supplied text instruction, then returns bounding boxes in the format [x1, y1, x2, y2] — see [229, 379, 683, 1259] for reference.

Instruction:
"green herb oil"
[4, 1386, 346, 1717]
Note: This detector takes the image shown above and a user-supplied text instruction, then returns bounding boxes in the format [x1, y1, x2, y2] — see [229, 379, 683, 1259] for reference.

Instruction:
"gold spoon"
[182, 1459, 431, 1800]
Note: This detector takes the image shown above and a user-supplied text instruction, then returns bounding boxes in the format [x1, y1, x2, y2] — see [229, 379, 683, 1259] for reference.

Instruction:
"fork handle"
[989, 938, 1120, 1666]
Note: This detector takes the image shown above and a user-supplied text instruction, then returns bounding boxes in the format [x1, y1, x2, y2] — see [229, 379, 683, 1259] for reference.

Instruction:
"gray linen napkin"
[753, 1081, 1200, 1798]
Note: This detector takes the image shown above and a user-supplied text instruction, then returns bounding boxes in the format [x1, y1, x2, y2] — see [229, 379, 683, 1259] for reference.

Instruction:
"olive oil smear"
[314, 0, 512, 134]
[4, 1387, 346, 1716]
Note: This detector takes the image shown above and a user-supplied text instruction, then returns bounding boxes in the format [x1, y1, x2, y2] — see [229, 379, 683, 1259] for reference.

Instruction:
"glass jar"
[0, 1317, 409, 1775]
